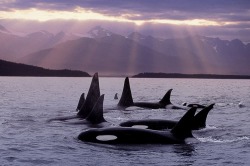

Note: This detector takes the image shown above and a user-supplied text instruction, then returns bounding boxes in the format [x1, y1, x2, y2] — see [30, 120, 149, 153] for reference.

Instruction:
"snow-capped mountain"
[17, 27, 250, 75]
[127, 32, 147, 41]
[87, 26, 115, 38]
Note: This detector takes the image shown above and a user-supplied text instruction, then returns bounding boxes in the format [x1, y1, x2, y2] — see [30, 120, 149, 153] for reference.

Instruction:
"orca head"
[238, 102, 245, 108]
[118, 77, 134, 107]
[78, 129, 97, 142]
[78, 128, 118, 143]
[77, 73, 101, 118]
[86, 94, 106, 124]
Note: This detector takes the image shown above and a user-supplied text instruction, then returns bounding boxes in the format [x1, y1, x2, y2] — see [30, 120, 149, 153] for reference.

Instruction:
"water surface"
[0, 77, 249, 165]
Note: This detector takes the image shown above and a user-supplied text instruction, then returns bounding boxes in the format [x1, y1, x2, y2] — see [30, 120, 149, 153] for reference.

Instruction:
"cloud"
[1, 0, 250, 22]
[0, 0, 249, 42]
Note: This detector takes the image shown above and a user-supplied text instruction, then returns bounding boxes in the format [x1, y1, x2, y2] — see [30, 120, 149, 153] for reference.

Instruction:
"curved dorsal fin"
[118, 77, 134, 107]
[76, 93, 85, 111]
[159, 89, 173, 106]
[192, 103, 215, 130]
[171, 107, 197, 139]
[86, 94, 106, 124]
[77, 73, 100, 118]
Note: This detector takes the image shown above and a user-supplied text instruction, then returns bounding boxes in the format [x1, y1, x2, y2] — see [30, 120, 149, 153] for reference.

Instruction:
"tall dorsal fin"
[76, 93, 85, 111]
[77, 73, 100, 118]
[118, 77, 134, 107]
[159, 89, 173, 106]
[192, 103, 215, 130]
[171, 107, 197, 139]
[86, 94, 106, 124]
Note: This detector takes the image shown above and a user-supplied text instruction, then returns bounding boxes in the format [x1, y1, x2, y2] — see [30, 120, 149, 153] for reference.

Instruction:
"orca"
[182, 102, 206, 109]
[114, 93, 118, 100]
[76, 93, 85, 111]
[191, 103, 215, 130]
[47, 73, 100, 122]
[77, 73, 100, 118]
[66, 94, 112, 128]
[78, 107, 197, 144]
[117, 77, 184, 109]
[119, 104, 214, 130]
[85, 94, 106, 124]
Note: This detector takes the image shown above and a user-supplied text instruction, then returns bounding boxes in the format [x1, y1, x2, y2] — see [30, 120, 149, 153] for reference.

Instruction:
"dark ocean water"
[0, 77, 249, 165]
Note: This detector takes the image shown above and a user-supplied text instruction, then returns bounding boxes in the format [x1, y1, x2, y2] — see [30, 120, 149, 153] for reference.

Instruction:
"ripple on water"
[197, 136, 249, 143]
[18, 159, 55, 165]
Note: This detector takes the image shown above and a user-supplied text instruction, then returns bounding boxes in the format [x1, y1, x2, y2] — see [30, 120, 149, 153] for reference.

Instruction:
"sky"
[0, 0, 250, 41]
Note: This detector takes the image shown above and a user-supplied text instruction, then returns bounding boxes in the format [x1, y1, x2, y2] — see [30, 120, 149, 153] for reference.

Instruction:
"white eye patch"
[131, 125, 148, 129]
[96, 135, 117, 141]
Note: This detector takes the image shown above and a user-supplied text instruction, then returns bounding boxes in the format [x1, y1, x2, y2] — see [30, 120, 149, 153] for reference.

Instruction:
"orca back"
[118, 77, 134, 107]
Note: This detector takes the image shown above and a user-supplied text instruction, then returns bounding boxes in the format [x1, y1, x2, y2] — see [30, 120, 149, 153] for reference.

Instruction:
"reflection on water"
[173, 144, 196, 157]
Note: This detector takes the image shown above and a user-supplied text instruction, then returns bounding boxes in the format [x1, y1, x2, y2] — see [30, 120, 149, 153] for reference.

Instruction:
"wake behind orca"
[119, 104, 214, 130]
[78, 107, 197, 144]
[118, 77, 186, 109]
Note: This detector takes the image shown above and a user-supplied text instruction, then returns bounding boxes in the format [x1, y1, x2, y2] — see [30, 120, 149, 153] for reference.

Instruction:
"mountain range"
[1, 25, 250, 76]
[0, 26, 80, 61]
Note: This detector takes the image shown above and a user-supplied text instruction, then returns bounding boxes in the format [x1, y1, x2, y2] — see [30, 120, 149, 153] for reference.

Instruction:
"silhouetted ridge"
[0, 59, 90, 77]
[133, 72, 250, 79]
